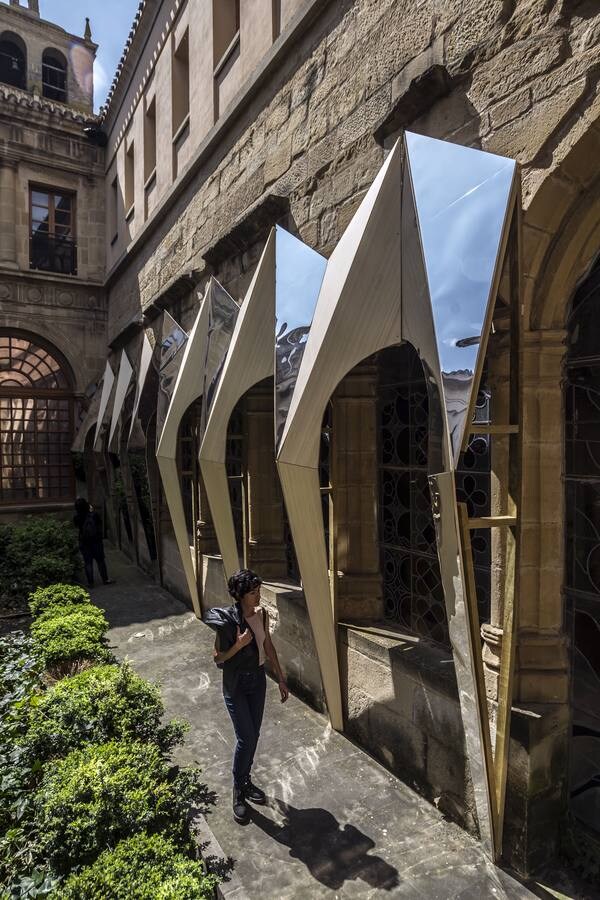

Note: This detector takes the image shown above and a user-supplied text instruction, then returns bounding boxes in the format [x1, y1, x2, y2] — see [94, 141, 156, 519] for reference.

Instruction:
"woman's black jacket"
[203, 604, 259, 696]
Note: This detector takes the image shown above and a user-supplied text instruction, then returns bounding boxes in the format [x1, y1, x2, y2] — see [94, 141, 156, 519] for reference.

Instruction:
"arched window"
[0, 33, 26, 90]
[565, 254, 600, 836]
[0, 332, 75, 506]
[42, 48, 67, 102]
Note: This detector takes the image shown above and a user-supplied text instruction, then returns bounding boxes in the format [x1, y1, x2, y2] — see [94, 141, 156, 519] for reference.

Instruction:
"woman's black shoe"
[232, 786, 250, 823]
[243, 778, 266, 805]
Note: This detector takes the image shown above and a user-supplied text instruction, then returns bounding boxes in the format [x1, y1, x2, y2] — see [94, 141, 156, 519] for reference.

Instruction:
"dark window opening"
[0, 37, 26, 90]
[42, 49, 67, 102]
[565, 254, 600, 837]
[30, 187, 77, 275]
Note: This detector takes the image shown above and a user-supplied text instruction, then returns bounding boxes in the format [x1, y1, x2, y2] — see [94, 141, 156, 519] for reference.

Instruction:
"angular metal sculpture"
[128, 334, 156, 450]
[72, 379, 103, 453]
[405, 131, 515, 463]
[93, 360, 115, 450]
[199, 227, 326, 578]
[108, 349, 134, 451]
[277, 133, 517, 856]
[275, 227, 327, 451]
[157, 280, 238, 615]
[156, 312, 188, 450]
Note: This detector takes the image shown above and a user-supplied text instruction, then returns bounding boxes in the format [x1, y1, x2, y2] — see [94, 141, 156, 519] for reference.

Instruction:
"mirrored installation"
[277, 133, 518, 859]
[199, 226, 326, 577]
[157, 279, 239, 615]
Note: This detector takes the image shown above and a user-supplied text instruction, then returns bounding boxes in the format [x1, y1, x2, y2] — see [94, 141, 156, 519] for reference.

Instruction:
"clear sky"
[2, 0, 141, 112]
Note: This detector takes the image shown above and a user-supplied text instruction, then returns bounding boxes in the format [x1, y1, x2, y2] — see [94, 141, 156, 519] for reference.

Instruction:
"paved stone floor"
[91, 549, 586, 900]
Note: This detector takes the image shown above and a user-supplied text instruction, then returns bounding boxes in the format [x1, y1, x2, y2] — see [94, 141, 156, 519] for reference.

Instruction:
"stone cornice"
[0, 83, 97, 127]
[99, 0, 148, 123]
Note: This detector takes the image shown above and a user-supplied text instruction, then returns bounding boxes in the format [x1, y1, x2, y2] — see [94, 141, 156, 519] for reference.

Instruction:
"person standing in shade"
[73, 498, 114, 587]
[204, 569, 289, 824]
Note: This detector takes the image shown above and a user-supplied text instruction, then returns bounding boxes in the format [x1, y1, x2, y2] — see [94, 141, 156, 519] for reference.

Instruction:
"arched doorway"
[0, 331, 75, 506]
[565, 253, 600, 835]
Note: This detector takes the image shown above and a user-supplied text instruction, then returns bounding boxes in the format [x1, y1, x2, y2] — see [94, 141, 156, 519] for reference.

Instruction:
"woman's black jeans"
[224, 667, 266, 789]
[80, 541, 108, 586]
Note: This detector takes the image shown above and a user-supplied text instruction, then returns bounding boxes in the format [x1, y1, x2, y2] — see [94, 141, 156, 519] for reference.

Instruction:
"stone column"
[516, 328, 569, 704]
[245, 380, 288, 579]
[332, 361, 383, 621]
[0, 161, 18, 270]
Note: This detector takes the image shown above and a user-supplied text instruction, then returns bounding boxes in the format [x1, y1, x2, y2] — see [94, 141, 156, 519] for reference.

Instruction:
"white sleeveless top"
[245, 607, 266, 666]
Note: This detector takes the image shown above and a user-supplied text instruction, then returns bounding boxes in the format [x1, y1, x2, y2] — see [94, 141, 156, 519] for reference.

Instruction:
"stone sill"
[339, 621, 459, 700]
[0, 265, 103, 289]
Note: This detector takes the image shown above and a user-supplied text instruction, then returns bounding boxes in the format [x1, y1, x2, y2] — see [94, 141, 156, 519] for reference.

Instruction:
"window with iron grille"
[564, 254, 600, 837]
[42, 49, 67, 102]
[378, 344, 491, 646]
[30, 187, 77, 275]
[0, 333, 75, 506]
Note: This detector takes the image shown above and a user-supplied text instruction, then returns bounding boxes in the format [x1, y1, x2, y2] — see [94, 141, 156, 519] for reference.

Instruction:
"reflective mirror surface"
[405, 132, 515, 463]
[202, 280, 240, 436]
[129, 334, 155, 449]
[275, 226, 327, 450]
[93, 361, 115, 450]
[108, 349, 134, 451]
[156, 312, 188, 449]
[72, 380, 102, 453]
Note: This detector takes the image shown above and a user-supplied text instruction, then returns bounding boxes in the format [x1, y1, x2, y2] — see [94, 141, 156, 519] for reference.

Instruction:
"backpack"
[82, 512, 99, 542]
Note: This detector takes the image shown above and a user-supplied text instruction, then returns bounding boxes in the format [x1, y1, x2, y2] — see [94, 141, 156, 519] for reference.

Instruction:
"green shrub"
[0, 517, 79, 610]
[30, 605, 111, 668]
[24, 663, 186, 762]
[0, 633, 50, 894]
[28, 584, 90, 618]
[54, 833, 217, 899]
[36, 741, 208, 873]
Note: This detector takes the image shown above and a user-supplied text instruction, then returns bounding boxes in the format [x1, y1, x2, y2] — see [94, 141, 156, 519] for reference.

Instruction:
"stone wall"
[104, 0, 600, 874]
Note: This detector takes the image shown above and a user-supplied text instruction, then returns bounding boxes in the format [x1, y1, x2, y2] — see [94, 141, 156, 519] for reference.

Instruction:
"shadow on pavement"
[250, 797, 400, 891]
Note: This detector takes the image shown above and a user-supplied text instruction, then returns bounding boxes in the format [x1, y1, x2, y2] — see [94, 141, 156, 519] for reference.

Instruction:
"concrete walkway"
[92, 549, 549, 900]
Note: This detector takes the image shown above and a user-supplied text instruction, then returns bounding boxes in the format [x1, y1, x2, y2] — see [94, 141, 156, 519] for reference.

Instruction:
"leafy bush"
[54, 833, 217, 899]
[30, 605, 111, 669]
[35, 741, 208, 873]
[24, 663, 186, 762]
[28, 585, 90, 618]
[0, 518, 79, 611]
[0, 633, 53, 896]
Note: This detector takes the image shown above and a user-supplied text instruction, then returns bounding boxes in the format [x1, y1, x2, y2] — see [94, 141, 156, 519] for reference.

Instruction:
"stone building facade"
[0, 0, 105, 514]
[2, 0, 600, 877]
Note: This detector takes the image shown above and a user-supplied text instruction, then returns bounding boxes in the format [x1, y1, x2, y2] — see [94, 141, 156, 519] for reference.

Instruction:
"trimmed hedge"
[0, 518, 79, 609]
[35, 740, 207, 873]
[24, 663, 186, 762]
[30, 604, 111, 668]
[54, 833, 217, 899]
[28, 584, 91, 618]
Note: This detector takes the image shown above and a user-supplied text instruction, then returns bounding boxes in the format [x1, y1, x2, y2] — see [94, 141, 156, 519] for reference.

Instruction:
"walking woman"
[73, 498, 114, 587]
[204, 569, 289, 824]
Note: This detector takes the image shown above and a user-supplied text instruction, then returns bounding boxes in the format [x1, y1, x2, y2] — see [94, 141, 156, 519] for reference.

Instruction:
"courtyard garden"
[0, 517, 217, 899]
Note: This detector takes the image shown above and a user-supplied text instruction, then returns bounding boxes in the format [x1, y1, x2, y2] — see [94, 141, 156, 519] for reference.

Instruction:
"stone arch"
[0, 314, 89, 395]
[42, 46, 67, 102]
[0, 31, 27, 90]
[524, 115, 600, 332]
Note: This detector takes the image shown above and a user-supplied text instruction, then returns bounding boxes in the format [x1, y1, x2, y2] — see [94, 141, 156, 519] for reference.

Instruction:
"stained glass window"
[0, 334, 74, 505]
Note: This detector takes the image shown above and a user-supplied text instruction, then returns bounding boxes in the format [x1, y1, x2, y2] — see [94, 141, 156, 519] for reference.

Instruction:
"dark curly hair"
[227, 569, 262, 602]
